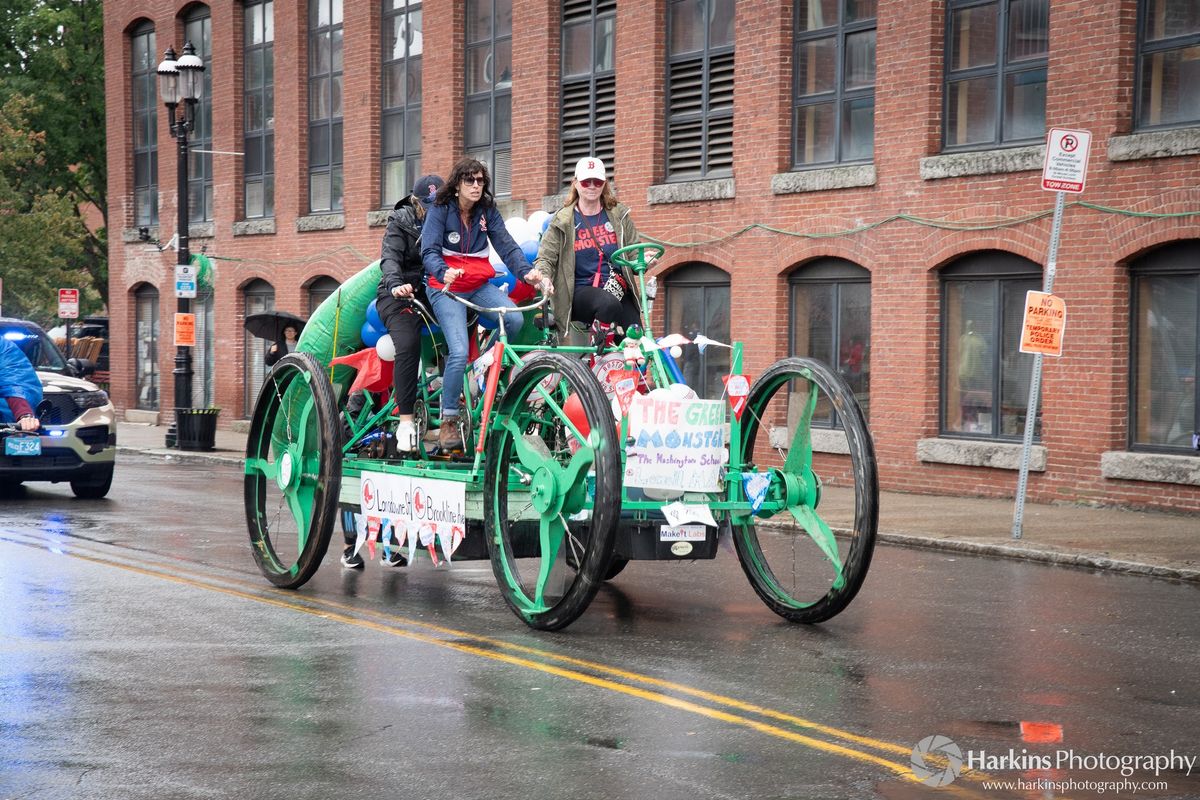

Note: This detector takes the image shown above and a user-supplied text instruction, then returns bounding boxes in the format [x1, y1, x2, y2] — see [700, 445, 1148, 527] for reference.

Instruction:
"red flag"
[331, 347, 393, 394]
[723, 374, 751, 421]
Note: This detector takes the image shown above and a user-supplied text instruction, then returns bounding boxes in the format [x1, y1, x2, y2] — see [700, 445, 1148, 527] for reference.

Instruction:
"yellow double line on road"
[2, 531, 1002, 798]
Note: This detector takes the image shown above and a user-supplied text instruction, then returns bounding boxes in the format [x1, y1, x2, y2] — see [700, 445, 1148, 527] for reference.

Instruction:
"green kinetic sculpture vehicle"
[244, 244, 878, 631]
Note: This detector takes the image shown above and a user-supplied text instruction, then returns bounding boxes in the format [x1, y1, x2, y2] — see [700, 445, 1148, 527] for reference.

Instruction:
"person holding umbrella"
[264, 324, 300, 367]
[245, 310, 307, 370]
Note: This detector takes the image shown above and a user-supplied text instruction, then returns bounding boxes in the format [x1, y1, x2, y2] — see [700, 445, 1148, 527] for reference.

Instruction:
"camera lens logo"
[911, 735, 964, 787]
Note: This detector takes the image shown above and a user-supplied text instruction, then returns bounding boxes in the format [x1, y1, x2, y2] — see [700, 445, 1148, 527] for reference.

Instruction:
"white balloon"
[526, 210, 551, 234]
[375, 333, 396, 362]
[669, 345, 683, 358]
[504, 216, 532, 245]
[488, 244, 503, 265]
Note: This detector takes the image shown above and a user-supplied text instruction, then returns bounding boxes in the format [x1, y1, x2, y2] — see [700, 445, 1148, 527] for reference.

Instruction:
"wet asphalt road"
[1, 455, 1197, 800]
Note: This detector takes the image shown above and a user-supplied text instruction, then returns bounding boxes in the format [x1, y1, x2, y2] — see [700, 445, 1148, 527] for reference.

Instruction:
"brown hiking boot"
[438, 419, 463, 452]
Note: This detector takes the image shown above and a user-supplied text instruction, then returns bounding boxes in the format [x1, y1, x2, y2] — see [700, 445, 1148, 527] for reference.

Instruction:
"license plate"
[659, 524, 706, 542]
[5, 437, 41, 456]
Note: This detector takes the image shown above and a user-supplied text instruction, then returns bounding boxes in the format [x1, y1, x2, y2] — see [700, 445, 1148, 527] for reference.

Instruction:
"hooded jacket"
[376, 195, 429, 304]
[531, 201, 640, 338]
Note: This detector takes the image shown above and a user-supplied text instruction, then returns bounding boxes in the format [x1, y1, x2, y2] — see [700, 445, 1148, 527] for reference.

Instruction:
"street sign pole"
[1013, 127, 1091, 539]
[1012, 190, 1065, 540]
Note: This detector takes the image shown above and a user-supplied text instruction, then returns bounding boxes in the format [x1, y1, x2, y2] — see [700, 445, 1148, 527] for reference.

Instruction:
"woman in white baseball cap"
[529, 156, 651, 347]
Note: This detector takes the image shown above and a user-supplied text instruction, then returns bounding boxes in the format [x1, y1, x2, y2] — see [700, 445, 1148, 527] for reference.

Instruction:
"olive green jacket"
[530, 201, 640, 338]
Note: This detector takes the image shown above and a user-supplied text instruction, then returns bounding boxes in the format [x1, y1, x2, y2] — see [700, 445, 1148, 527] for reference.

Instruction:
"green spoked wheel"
[733, 357, 878, 623]
[244, 352, 342, 588]
[484, 352, 621, 631]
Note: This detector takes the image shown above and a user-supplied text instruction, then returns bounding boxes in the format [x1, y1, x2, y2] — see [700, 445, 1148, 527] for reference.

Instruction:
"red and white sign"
[723, 374, 751, 421]
[58, 288, 79, 319]
[1041, 128, 1092, 194]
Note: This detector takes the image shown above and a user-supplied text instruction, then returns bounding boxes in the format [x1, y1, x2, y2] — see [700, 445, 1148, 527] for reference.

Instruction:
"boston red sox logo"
[362, 479, 376, 509]
[413, 489, 424, 515]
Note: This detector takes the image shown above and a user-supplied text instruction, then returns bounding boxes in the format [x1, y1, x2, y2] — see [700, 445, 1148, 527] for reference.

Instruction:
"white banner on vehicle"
[359, 471, 467, 563]
[623, 394, 726, 492]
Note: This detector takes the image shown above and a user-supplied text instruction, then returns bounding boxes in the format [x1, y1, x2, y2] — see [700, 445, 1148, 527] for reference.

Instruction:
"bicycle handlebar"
[441, 290, 549, 316]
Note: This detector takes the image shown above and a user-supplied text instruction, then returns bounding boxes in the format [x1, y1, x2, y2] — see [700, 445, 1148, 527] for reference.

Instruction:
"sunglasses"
[579, 178, 605, 188]
[461, 175, 487, 186]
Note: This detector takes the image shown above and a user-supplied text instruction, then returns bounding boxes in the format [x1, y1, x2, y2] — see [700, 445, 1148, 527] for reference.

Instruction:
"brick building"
[104, 0, 1200, 512]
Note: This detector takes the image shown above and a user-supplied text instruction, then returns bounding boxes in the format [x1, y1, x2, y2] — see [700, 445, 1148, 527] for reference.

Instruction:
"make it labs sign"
[624, 392, 726, 493]
[1041, 128, 1092, 194]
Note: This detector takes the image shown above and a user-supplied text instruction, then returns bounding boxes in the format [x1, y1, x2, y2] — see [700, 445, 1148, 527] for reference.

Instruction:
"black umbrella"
[244, 311, 307, 342]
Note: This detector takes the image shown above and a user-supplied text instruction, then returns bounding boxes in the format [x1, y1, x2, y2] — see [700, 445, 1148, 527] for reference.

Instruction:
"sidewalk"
[115, 421, 1199, 583]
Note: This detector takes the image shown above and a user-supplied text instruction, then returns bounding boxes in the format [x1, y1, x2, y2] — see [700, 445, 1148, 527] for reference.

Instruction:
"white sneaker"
[396, 421, 418, 452]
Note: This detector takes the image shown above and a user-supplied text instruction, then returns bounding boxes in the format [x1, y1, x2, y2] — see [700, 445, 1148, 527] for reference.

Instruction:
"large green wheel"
[244, 352, 342, 588]
[733, 357, 878, 623]
[484, 352, 621, 631]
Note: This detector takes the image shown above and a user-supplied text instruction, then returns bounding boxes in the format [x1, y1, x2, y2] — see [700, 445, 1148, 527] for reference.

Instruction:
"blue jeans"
[429, 283, 523, 416]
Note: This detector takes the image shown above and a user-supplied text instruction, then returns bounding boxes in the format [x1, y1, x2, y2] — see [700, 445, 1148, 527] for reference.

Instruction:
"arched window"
[1130, 240, 1200, 452]
[184, 5, 214, 222]
[192, 286, 216, 408]
[307, 275, 340, 314]
[134, 284, 160, 410]
[664, 262, 730, 399]
[790, 258, 871, 423]
[244, 279, 275, 413]
[131, 21, 158, 227]
[940, 251, 1041, 439]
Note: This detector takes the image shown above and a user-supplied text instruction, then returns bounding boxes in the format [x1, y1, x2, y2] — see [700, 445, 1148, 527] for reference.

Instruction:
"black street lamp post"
[157, 43, 205, 448]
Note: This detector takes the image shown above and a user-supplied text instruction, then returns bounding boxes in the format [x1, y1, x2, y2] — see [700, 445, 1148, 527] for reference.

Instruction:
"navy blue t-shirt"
[573, 209, 619, 288]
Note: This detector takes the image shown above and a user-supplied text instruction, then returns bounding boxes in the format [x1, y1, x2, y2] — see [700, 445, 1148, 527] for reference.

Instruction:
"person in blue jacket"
[420, 156, 551, 452]
[0, 336, 43, 431]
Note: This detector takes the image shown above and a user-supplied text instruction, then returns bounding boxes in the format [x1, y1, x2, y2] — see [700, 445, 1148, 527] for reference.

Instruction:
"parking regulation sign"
[58, 288, 79, 319]
[175, 263, 197, 299]
[1041, 128, 1092, 193]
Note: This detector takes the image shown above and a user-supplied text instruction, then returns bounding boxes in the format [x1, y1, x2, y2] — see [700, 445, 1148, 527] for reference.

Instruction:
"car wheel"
[71, 465, 113, 499]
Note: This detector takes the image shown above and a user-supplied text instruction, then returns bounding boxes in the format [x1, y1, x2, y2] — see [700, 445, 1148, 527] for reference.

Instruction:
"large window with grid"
[664, 263, 731, 400]
[465, 0, 512, 196]
[941, 252, 1041, 439]
[560, 0, 615, 187]
[131, 22, 157, 227]
[792, 1, 876, 167]
[1136, 0, 1200, 130]
[382, 0, 423, 207]
[243, 279, 275, 415]
[790, 259, 871, 423]
[1130, 241, 1199, 453]
[309, 0, 344, 212]
[943, 0, 1048, 150]
[184, 7, 214, 223]
[244, 0, 275, 219]
[666, 0, 734, 180]
[134, 284, 159, 410]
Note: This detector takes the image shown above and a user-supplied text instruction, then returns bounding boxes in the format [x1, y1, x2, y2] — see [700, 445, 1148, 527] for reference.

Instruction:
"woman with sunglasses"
[529, 157, 648, 346]
[420, 156, 551, 453]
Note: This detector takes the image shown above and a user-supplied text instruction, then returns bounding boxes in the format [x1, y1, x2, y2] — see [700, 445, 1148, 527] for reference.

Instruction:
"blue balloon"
[540, 216, 551, 234]
[476, 314, 499, 331]
[366, 299, 383, 329]
[520, 238, 540, 264]
[360, 319, 384, 348]
[489, 264, 517, 293]
[419, 319, 441, 337]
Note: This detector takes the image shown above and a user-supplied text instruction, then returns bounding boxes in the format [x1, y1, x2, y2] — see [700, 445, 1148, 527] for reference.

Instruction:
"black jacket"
[377, 196, 428, 304]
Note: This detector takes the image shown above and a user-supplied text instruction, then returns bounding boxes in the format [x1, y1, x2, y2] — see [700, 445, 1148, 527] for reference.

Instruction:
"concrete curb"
[880, 532, 1200, 584]
[117, 446, 243, 467]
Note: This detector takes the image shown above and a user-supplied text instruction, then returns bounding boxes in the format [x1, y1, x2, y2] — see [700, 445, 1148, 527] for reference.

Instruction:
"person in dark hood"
[0, 336, 43, 431]
[339, 174, 445, 570]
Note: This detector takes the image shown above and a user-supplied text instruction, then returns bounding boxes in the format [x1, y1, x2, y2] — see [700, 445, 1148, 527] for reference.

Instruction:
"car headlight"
[72, 390, 110, 410]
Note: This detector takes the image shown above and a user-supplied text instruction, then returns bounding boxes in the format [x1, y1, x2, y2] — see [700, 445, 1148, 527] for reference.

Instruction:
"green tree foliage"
[0, 0, 106, 323]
